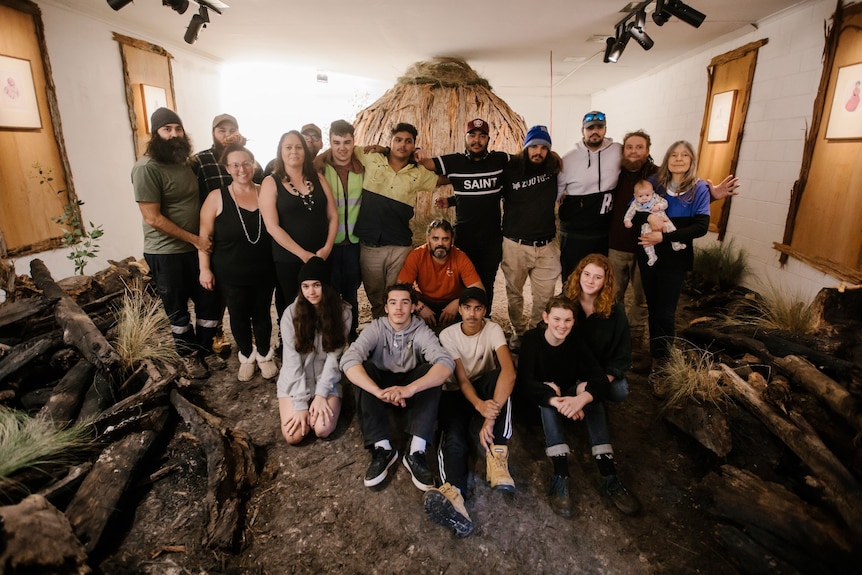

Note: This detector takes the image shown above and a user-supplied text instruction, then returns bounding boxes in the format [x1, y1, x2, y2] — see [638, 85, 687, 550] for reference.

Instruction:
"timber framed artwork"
[140, 84, 167, 133]
[825, 62, 862, 140]
[706, 90, 736, 143]
[0, 53, 41, 129]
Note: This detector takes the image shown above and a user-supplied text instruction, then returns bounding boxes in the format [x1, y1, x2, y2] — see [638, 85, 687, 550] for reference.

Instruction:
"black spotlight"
[603, 37, 617, 63]
[107, 0, 133, 10]
[164, 0, 190, 14]
[184, 6, 209, 44]
[628, 10, 654, 50]
[606, 30, 630, 64]
[653, 0, 706, 28]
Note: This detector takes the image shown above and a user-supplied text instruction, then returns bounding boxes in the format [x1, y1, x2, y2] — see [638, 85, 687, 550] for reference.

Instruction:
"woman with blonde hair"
[563, 253, 640, 516]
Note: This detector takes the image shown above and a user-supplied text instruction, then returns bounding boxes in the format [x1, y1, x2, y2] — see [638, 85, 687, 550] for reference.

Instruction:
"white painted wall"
[12, 2, 223, 280]
[592, 0, 840, 301]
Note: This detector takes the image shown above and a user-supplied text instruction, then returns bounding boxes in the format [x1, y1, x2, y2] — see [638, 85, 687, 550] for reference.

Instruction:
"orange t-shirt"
[397, 245, 481, 304]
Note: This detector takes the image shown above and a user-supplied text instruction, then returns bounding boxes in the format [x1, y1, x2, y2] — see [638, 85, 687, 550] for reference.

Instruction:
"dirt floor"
[97, 272, 748, 575]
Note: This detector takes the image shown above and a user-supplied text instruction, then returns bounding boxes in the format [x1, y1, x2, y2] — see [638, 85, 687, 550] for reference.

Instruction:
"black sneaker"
[548, 474, 573, 517]
[600, 474, 642, 516]
[403, 451, 434, 491]
[364, 447, 398, 488]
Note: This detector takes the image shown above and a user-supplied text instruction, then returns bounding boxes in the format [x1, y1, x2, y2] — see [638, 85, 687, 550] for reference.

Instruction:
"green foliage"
[0, 406, 91, 496]
[691, 239, 749, 291]
[727, 283, 820, 335]
[114, 286, 180, 372]
[33, 163, 104, 275]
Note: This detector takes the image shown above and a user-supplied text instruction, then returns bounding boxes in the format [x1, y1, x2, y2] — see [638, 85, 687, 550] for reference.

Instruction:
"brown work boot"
[486, 444, 515, 493]
[211, 324, 232, 357]
[423, 482, 473, 537]
[179, 351, 209, 380]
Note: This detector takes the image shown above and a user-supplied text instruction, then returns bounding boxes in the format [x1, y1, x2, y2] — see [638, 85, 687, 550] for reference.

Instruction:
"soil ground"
[98, 272, 744, 575]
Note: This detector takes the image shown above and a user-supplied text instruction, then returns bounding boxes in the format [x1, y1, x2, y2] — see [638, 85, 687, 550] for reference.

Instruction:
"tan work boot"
[256, 347, 279, 379]
[486, 444, 515, 493]
[212, 324, 232, 357]
[423, 482, 473, 537]
[237, 348, 257, 382]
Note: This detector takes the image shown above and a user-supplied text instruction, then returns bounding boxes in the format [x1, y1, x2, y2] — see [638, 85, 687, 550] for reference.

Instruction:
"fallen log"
[702, 465, 855, 572]
[752, 331, 856, 383]
[0, 334, 61, 382]
[76, 371, 117, 423]
[663, 403, 732, 457]
[0, 295, 53, 328]
[38, 359, 95, 426]
[29, 259, 122, 377]
[169, 389, 257, 550]
[720, 363, 862, 537]
[37, 462, 93, 508]
[65, 405, 169, 553]
[679, 325, 774, 361]
[774, 354, 862, 434]
[715, 524, 802, 575]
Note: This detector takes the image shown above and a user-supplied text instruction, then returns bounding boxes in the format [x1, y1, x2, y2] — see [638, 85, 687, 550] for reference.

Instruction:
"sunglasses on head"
[584, 113, 606, 122]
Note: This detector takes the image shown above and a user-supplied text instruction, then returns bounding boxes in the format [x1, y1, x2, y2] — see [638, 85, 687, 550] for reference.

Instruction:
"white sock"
[374, 439, 392, 451]
[410, 436, 426, 454]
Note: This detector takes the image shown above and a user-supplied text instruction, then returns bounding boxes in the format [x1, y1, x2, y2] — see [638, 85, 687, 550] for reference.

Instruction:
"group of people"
[131, 105, 739, 537]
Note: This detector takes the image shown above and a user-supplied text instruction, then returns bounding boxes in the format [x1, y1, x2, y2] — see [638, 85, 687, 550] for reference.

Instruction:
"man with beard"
[500, 126, 562, 348]
[397, 219, 483, 328]
[132, 107, 220, 378]
[557, 111, 621, 283]
[420, 119, 509, 312]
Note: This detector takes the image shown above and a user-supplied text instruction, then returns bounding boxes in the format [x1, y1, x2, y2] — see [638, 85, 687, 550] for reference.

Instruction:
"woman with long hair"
[260, 130, 338, 324]
[634, 140, 710, 362]
[276, 257, 351, 444]
[563, 253, 639, 515]
[199, 143, 277, 382]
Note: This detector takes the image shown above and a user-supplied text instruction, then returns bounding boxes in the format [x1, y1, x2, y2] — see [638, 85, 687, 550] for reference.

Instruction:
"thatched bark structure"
[355, 58, 527, 155]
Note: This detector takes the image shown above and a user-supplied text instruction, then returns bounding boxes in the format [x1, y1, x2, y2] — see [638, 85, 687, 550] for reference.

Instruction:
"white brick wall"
[593, 0, 841, 301]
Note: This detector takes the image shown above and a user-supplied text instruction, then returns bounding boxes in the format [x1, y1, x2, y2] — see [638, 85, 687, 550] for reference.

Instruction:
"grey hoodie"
[340, 315, 455, 375]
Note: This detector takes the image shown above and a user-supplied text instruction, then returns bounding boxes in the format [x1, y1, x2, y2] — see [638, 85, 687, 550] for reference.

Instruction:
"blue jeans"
[540, 377, 629, 457]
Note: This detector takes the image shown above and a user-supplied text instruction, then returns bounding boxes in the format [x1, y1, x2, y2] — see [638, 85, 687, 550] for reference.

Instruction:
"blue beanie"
[524, 125, 551, 149]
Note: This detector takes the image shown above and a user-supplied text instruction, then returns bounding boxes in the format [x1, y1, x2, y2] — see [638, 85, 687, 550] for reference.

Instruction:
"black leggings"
[220, 281, 275, 357]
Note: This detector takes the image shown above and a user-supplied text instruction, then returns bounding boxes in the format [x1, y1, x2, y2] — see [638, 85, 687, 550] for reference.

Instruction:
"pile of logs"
[0, 259, 256, 574]
[668, 285, 862, 574]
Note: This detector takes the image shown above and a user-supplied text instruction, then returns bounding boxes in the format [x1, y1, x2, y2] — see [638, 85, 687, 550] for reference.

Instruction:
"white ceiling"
[57, 0, 808, 97]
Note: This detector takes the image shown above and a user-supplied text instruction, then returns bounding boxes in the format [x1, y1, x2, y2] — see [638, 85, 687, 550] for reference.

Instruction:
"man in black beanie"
[132, 107, 221, 378]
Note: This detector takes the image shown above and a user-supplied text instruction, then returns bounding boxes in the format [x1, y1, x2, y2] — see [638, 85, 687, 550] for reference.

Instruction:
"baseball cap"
[465, 118, 489, 135]
[212, 113, 238, 130]
[301, 123, 322, 139]
[459, 287, 489, 307]
[583, 111, 606, 128]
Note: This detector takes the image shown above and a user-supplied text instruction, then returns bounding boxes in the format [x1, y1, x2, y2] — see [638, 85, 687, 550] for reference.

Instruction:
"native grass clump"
[691, 239, 749, 292]
[726, 283, 820, 335]
[654, 344, 728, 412]
[0, 406, 91, 499]
[114, 286, 180, 372]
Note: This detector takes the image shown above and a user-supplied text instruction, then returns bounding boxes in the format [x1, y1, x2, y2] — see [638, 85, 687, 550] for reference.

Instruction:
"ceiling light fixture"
[652, 0, 706, 28]
[106, 0, 133, 10]
[163, 0, 190, 14]
[184, 5, 209, 44]
[603, 2, 654, 64]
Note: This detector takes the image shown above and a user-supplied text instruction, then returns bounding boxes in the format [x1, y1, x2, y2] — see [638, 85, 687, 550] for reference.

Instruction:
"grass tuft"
[726, 282, 819, 335]
[691, 239, 749, 291]
[0, 406, 91, 496]
[654, 344, 728, 412]
[114, 286, 180, 371]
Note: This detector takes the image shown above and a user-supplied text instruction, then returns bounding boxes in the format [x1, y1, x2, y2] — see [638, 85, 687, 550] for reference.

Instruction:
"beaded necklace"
[228, 184, 262, 244]
[286, 177, 315, 211]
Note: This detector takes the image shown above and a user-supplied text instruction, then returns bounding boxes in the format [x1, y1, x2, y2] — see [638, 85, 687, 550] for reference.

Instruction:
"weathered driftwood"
[91, 364, 176, 439]
[0, 494, 90, 575]
[65, 405, 169, 553]
[37, 462, 93, 507]
[38, 359, 95, 426]
[664, 403, 732, 457]
[720, 364, 862, 537]
[774, 354, 862, 434]
[0, 333, 60, 382]
[751, 331, 856, 383]
[679, 325, 774, 361]
[29, 259, 122, 376]
[715, 524, 802, 575]
[0, 295, 52, 328]
[703, 465, 856, 571]
[76, 371, 116, 423]
[169, 389, 257, 550]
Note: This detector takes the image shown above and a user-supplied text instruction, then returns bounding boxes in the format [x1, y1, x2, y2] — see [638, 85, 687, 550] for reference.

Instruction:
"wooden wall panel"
[0, 1, 69, 255]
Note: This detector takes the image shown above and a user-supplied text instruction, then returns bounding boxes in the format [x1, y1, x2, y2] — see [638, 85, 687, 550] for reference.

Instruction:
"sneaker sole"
[423, 491, 473, 537]
[363, 450, 398, 488]
[491, 482, 516, 493]
[402, 456, 433, 491]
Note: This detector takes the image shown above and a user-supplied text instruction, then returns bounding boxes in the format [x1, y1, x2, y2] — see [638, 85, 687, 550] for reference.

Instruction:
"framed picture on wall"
[140, 84, 167, 133]
[707, 90, 736, 143]
[0, 54, 42, 129]
[825, 62, 862, 140]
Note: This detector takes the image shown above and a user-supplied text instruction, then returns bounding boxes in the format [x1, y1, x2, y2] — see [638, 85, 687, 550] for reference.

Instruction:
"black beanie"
[297, 257, 331, 284]
[150, 107, 183, 132]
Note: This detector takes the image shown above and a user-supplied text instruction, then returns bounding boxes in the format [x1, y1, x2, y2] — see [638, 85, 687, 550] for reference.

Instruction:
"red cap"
[465, 118, 489, 135]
